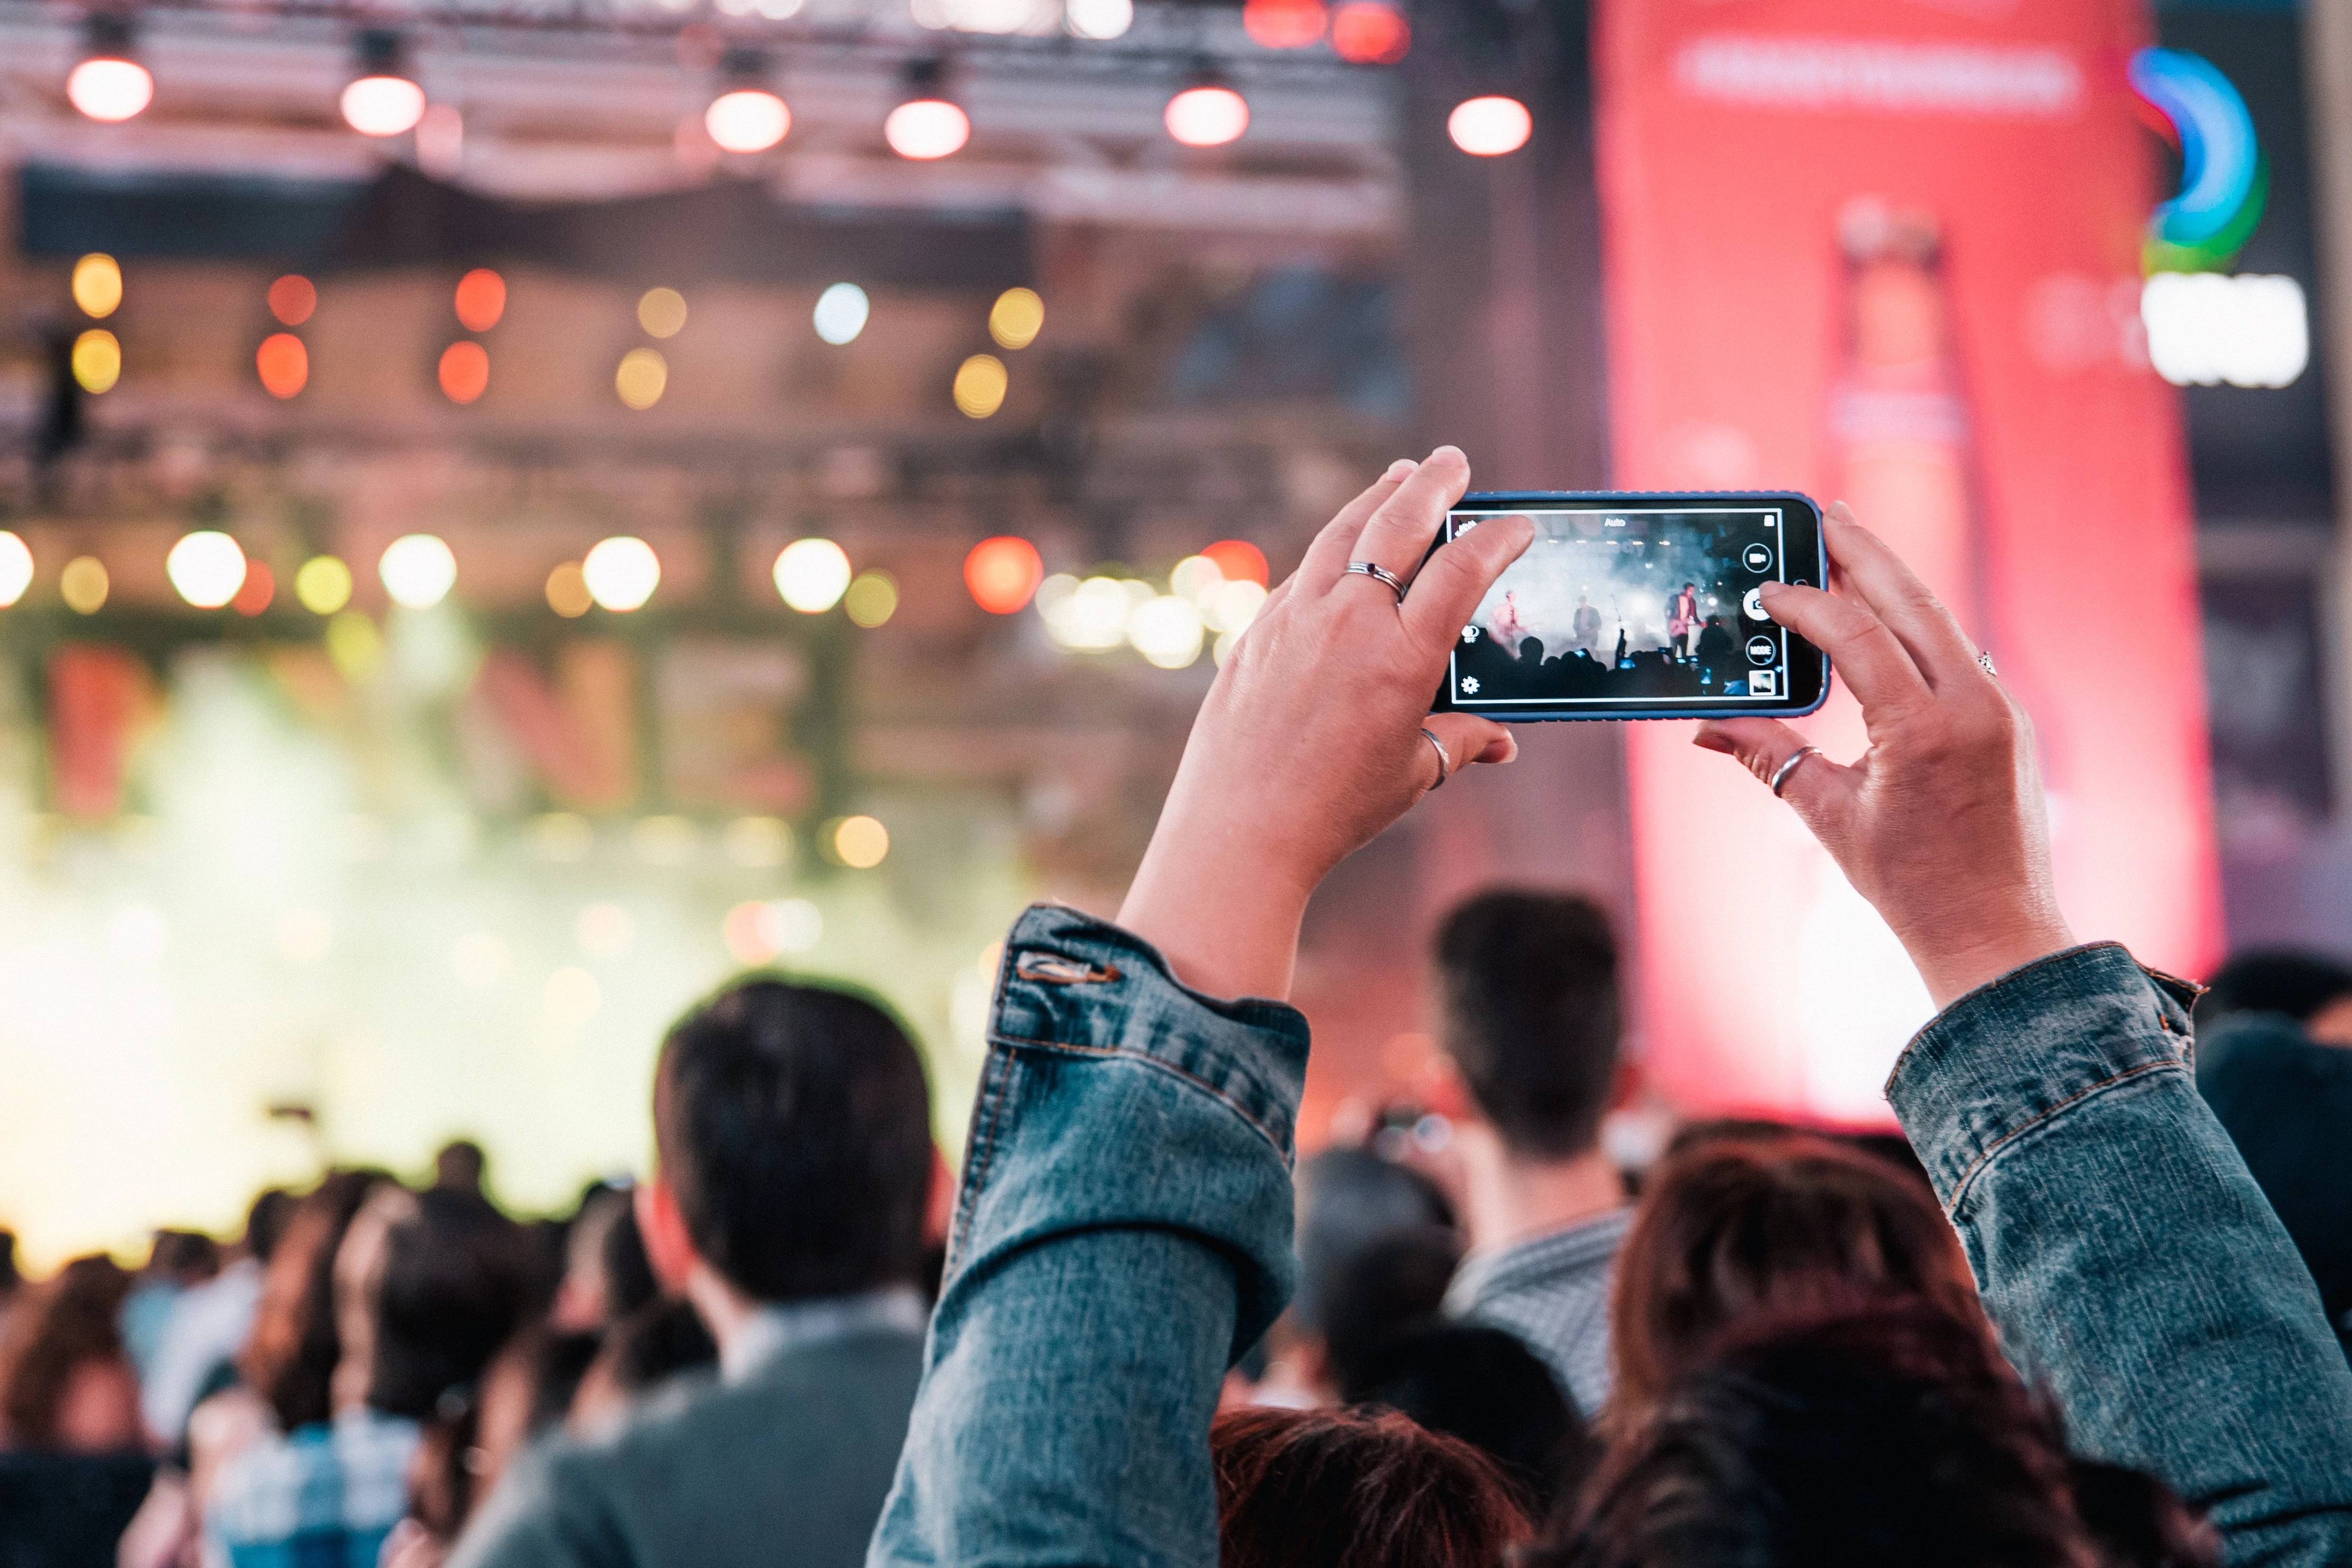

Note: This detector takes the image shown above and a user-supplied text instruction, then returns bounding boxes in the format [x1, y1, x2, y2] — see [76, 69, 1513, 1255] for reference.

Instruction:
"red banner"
[1596, 0, 2221, 1122]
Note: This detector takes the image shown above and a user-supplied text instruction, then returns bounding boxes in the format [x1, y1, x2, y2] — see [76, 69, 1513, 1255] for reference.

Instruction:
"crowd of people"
[2, 451, 2350, 1568]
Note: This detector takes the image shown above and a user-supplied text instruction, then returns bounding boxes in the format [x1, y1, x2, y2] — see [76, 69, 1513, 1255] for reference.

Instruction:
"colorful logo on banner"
[2129, 47, 2264, 274]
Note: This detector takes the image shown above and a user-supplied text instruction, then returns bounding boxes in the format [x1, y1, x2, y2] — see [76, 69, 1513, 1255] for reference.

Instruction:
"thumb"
[1693, 717, 1852, 821]
[1422, 714, 1518, 788]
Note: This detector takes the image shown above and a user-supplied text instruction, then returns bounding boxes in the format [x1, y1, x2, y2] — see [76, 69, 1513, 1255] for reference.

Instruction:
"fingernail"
[1383, 459, 1418, 482]
[1758, 579, 1787, 598]
[1502, 732, 1519, 763]
[1427, 444, 1467, 466]
[1692, 730, 1732, 754]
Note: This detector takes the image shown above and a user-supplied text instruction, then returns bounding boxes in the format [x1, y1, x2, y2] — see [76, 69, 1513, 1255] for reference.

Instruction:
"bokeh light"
[965, 536, 1044, 613]
[72, 254, 122, 318]
[0, 533, 32, 608]
[544, 966, 601, 1027]
[814, 283, 871, 345]
[1037, 574, 1138, 649]
[256, 333, 308, 398]
[1448, 95, 1532, 156]
[1331, 2, 1410, 64]
[1244, 0, 1326, 48]
[454, 268, 506, 331]
[774, 538, 852, 612]
[438, 341, 490, 403]
[72, 329, 121, 393]
[1065, 0, 1132, 38]
[845, 570, 899, 628]
[68, 58, 153, 122]
[989, 287, 1044, 350]
[576, 902, 633, 958]
[706, 88, 791, 153]
[167, 531, 249, 609]
[268, 275, 317, 326]
[1202, 539, 1270, 586]
[545, 562, 593, 618]
[61, 557, 110, 615]
[637, 287, 688, 338]
[1128, 594, 1206, 668]
[615, 347, 667, 410]
[380, 534, 457, 609]
[295, 555, 353, 615]
[831, 815, 890, 869]
[885, 99, 970, 159]
[1166, 85, 1249, 148]
[582, 536, 661, 612]
[233, 561, 276, 617]
[722, 897, 823, 964]
[342, 75, 428, 137]
[953, 353, 1008, 418]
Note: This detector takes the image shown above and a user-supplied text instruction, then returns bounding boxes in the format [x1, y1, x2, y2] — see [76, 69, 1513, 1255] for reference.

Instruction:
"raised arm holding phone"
[869, 450, 2352, 1568]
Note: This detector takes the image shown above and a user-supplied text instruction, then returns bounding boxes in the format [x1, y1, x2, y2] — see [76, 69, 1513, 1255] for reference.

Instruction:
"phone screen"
[1430, 492, 1829, 720]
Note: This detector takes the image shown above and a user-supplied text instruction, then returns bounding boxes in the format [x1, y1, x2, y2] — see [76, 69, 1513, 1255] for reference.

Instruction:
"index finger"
[1822, 503, 1984, 691]
[1758, 580, 1935, 721]
[1295, 458, 1424, 589]
[1345, 446, 1473, 588]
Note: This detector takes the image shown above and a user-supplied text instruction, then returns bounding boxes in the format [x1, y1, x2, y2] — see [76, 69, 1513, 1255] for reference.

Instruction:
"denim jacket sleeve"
[867, 904, 1308, 1568]
[1887, 942, 2352, 1567]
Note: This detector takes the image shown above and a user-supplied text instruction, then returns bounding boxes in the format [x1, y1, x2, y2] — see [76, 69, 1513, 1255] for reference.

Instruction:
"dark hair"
[604, 1296, 719, 1396]
[1212, 1406, 1531, 1568]
[245, 1189, 297, 1266]
[243, 1171, 380, 1432]
[1540, 1304, 2217, 1568]
[1609, 1131, 1980, 1424]
[653, 978, 932, 1302]
[1341, 1323, 1588, 1517]
[2195, 948, 2352, 1026]
[601, 1204, 659, 1324]
[147, 1230, 221, 1283]
[367, 1188, 535, 1421]
[435, 1140, 487, 1193]
[0, 1231, 18, 1297]
[1295, 1149, 1455, 1334]
[0, 1255, 132, 1446]
[1319, 1226, 1463, 1380]
[1432, 891, 1621, 1160]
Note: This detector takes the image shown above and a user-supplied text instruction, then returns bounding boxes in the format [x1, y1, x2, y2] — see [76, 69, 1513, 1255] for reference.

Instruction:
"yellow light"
[706, 88, 791, 153]
[989, 287, 1043, 350]
[832, 814, 890, 869]
[582, 536, 661, 612]
[342, 75, 427, 137]
[721, 816, 792, 868]
[545, 562, 592, 618]
[637, 288, 688, 339]
[295, 556, 353, 615]
[1128, 594, 1205, 669]
[72, 329, 121, 393]
[61, 556, 109, 615]
[166, 530, 249, 609]
[325, 610, 383, 680]
[844, 569, 898, 628]
[72, 255, 122, 318]
[953, 353, 1007, 418]
[615, 347, 668, 410]
[67, 58, 152, 122]
[379, 534, 457, 609]
[0, 533, 32, 608]
[773, 538, 852, 612]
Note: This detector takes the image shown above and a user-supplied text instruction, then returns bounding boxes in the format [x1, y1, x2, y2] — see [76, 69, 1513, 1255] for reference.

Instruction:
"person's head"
[245, 1188, 296, 1266]
[1540, 1304, 2217, 1568]
[1213, 1405, 1531, 1568]
[1430, 890, 1621, 1162]
[567, 1295, 719, 1435]
[335, 1185, 534, 1422]
[0, 1254, 132, 1447]
[243, 1170, 381, 1432]
[146, 1230, 220, 1285]
[0, 1231, 18, 1298]
[434, 1140, 487, 1194]
[636, 977, 932, 1305]
[1294, 1149, 1454, 1336]
[1319, 1226, 1462, 1381]
[552, 1187, 657, 1333]
[1339, 1323, 1588, 1517]
[2195, 948, 2352, 1042]
[1608, 1129, 1980, 1426]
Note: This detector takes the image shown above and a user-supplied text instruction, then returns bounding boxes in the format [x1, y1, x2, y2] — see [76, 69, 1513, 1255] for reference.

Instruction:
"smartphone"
[1427, 491, 1830, 721]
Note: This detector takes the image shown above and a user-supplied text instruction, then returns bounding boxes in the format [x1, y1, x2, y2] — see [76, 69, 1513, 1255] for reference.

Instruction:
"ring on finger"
[1977, 650, 1998, 678]
[1346, 560, 1409, 603]
[1419, 727, 1453, 791]
[1769, 746, 1821, 799]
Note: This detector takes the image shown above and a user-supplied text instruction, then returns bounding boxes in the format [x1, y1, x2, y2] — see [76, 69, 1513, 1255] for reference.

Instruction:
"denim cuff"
[1886, 942, 2198, 1213]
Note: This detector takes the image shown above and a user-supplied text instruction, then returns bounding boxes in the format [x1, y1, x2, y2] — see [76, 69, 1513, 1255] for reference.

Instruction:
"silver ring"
[1977, 650, 1998, 678]
[1346, 560, 1409, 603]
[1769, 746, 1821, 799]
[1419, 727, 1452, 790]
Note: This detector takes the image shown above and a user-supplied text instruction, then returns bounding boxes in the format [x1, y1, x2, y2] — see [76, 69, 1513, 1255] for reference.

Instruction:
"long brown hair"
[0, 1255, 132, 1447]
[240, 1172, 381, 1432]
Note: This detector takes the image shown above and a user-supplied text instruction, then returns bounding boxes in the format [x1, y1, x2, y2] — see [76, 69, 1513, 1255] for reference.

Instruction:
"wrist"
[1909, 916, 2077, 1011]
[1118, 814, 1321, 1001]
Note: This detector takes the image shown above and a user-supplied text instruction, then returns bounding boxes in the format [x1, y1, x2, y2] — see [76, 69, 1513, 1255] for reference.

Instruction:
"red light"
[233, 561, 275, 617]
[256, 333, 308, 399]
[267, 275, 316, 326]
[439, 341, 489, 404]
[454, 268, 505, 332]
[965, 536, 1044, 614]
[1202, 539, 1269, 587]
[1331, 2, 1409, 64]
[1244, 0, 1326, 49]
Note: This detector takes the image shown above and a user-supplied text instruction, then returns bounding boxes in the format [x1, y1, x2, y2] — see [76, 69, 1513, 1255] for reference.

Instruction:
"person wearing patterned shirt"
[1428, 889, 1632, 1418]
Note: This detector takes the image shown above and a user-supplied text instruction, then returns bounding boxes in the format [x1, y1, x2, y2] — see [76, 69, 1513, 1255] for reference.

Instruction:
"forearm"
[1889, 945, 2352, 1565]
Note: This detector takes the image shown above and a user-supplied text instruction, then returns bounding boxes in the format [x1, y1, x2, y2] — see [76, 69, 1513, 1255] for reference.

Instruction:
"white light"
[706, 88, 791, 153]
[68, 58, 153, 122]
[342, 74, 427, 137]
[1066, 0, 1133, 37]
[814, 282, 871, 345]
[582, 536, 661, 612]
[0, 532, 32, 608]
[1040, 574, 1134, 649]
[1129, 595, 1206, 669]
[1166, 85, 1249, 148]
[774, 538, 853, 612]
[886, 98, 971, 159]
[380, 534, 457, 609]
[1202, 577, 1268, 633]
[765, 897, 824, 953]
[166, 530, 249, 609]
[544, 966, 601, 1027]
[1448, 95, 1532, 156]
[2141, 272, 2309, 389]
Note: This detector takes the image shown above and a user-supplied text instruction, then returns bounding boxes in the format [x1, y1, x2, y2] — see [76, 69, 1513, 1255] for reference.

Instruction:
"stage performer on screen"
[1570, 591, 1602, 654]
[1489, 591, 1529, 657]
[1669, 582, 1699, 661]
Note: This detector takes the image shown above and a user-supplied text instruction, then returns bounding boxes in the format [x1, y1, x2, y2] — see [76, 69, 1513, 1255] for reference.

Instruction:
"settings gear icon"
[1460, 676, 1480, 695]
[1461, 625, 1481, 643]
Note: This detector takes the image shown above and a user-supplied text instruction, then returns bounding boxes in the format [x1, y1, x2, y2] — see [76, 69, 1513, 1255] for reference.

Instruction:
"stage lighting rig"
[66, 12, 155, 123]
[705, 47, 791, 153]
[885, 58, 970, 159]
[342, 30, 427, 137]
[1164, 63, 1247, 147]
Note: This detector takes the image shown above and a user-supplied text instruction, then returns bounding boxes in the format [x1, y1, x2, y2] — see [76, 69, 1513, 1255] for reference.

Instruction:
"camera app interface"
[1444, 505, 1795, 709]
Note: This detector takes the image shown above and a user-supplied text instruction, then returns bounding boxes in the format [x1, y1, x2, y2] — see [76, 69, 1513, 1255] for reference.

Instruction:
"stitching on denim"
[1942, 1056, 2187, 1215]
[947, 1049, 1016, 1277]
[994, 1028, 1295, 1163]
[1883, 942, 2134, 1096]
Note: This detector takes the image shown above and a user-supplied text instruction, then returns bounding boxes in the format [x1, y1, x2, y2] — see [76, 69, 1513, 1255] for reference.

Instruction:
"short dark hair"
[1432, 890, 1621, 1160]
[2196, 948, 2352, 1026]
[245, 1188, 297, 1266]
[654, 977, 932, 1302]
[368, 1188, 534, 1421]
[1341, 1323, 1588, 1518]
